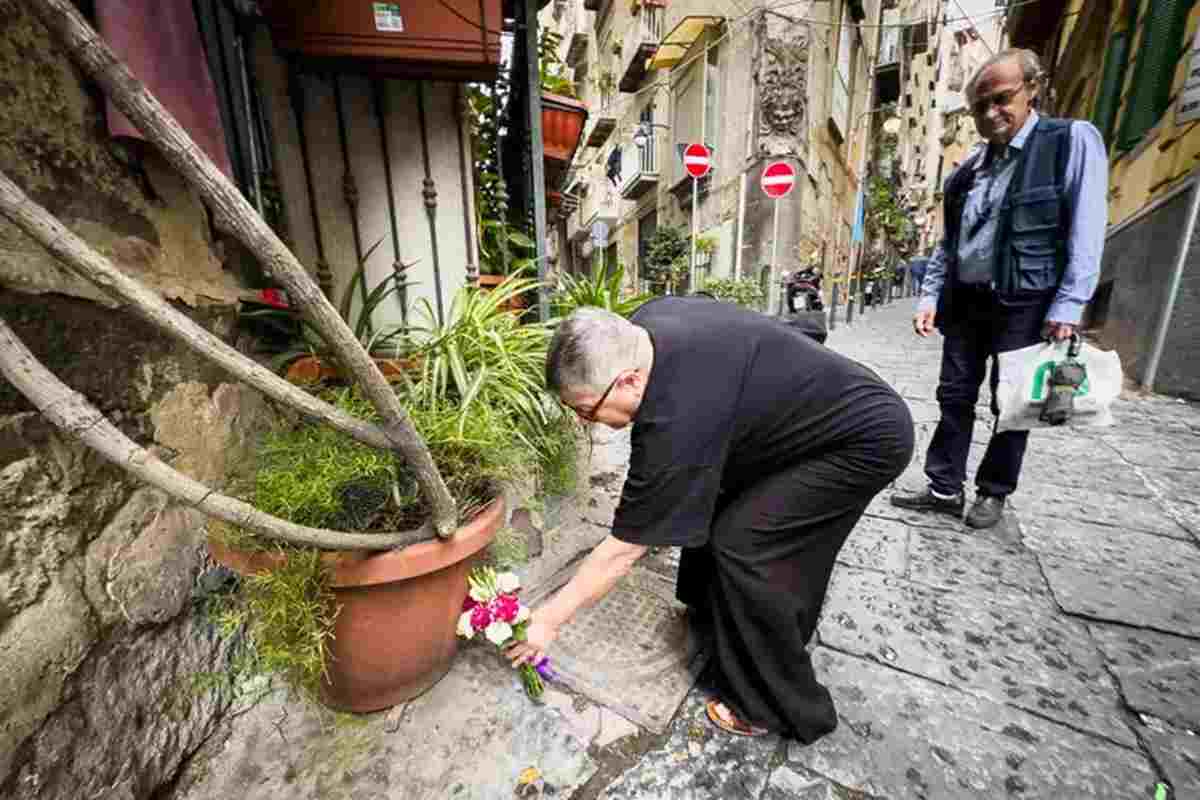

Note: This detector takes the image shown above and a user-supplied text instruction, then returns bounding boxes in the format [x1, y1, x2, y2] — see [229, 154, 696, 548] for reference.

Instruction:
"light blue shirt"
[918, 111, 1109, 324]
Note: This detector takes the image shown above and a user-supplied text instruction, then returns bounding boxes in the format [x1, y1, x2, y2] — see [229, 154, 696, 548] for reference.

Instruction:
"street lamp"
[632, 121, 670, 149]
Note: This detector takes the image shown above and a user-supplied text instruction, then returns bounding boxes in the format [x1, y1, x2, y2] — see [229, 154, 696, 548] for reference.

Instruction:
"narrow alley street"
[169, 299, 1199, 800]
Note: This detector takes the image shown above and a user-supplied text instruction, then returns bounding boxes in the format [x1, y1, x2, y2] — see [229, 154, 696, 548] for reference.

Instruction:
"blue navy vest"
[940, 116, 1073, 321]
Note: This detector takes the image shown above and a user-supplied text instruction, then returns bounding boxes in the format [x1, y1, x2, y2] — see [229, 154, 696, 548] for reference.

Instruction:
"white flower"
[514, 605, 531, 624]
[496, 572, 521, 594]
[456, 611, 475, 639]
[469, 585, 492, 603]
[484, 620, 514, 646]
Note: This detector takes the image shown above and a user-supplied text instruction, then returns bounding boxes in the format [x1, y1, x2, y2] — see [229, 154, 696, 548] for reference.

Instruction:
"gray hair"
[965, 48, 1044, 103]
[546, 307, 641, 395]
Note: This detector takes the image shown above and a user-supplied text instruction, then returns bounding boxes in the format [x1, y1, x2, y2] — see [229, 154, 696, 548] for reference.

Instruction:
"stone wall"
[0, 2, 274, 796]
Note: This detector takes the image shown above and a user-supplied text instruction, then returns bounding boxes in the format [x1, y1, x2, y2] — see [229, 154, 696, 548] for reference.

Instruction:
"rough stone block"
[1088, 623, 1200, 731]
[789, 648, 1158, 799]
[1010, 484, 1186, 539]
[1142, 730, 1200, 800]
[1023, 517, 1200, 575]
[837, 515, 909, 576]
[904, 525, 1049, 596]
[819, 567, 1134, 745]
[1039, 555, 1200, 637]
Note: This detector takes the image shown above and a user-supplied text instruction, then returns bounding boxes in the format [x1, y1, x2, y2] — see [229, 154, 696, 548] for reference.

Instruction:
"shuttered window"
[1116, 0, 1194, 151]
[1092, 29, 1130, 145]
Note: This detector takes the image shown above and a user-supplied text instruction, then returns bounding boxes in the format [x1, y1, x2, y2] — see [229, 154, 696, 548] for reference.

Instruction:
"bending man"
[506, 299, 913, 742]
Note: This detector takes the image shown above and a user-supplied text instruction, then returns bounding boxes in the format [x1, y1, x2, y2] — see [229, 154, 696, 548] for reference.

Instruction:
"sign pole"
[770, 199, 780, 310]
[691, 177, 698, 291]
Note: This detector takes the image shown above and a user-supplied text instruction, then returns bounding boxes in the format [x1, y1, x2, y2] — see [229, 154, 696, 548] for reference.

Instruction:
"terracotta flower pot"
[284, 355, 420, 385]
[208, 497, 506, 712]
[542, 92, 588, 164]
[476, 274, 529, 310]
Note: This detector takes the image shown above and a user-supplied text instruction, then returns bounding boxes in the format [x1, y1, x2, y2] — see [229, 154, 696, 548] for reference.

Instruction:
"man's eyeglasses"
[971, 85, 1026, 116]
[576, 373, 621, 422]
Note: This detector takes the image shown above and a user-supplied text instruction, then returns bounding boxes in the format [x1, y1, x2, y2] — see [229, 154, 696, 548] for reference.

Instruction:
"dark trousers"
[925, 287, 1051, 497]
[676, 401, 913, 743]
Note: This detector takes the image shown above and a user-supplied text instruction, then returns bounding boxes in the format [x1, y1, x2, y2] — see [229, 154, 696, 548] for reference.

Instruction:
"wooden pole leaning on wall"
[23, 0, 458, 539]
[0, 315, 435, 551]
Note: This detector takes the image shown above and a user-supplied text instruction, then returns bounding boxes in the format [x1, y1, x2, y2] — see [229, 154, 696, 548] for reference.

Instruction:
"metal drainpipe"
[525, 0, 550, 322]
[455, 84, 479, 288]
[1142, 177, 1200, 392]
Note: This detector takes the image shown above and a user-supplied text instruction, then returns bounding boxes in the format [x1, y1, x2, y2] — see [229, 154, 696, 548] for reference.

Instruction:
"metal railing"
[620, 5, 664, 78]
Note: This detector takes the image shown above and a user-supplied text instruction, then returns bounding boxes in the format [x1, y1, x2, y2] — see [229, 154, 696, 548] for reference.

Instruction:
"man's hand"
[504, 613, 558, 667]
[913, 309, 937, 337]
[1043, 321, 1076, 342]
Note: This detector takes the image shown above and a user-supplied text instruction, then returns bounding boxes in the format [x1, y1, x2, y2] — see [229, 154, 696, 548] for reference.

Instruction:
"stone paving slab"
[174, 646, 596, 800]
[1022, 517, 1200, 576]
[1142, 730, 1200, 800]
[1100, 435, 1200, 471]
[788, 648, 1159, 799]
[1038, 555, 1200, 637]
[836, 515, 910, 576]
[819, 566, 1134, 745]
[1088, 623, 1200, 731]
[1009, 484, 1187, 539]
[903, 524, 1050, 597]
[525, 565, 707, 733]
[596, 689, 782, 800]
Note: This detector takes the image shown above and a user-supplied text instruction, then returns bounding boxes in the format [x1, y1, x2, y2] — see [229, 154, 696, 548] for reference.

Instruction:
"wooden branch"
[0, 169, 398, 452]
[24, 0, 458, 538]
[0, 316, 436, 551]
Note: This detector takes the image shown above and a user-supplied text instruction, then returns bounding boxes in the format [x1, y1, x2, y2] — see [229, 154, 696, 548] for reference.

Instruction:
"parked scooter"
[785, 268, 824, 313]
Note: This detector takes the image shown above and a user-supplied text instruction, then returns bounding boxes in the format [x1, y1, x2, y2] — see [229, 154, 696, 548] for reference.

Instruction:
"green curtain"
[1093, 29, 1130, 145]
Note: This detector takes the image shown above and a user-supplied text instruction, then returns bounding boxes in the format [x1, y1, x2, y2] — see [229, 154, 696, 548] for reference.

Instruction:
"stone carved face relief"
[759, 41, 809, 138]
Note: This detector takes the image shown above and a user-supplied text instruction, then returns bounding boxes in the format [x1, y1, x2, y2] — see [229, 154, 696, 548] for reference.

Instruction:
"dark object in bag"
[1040, 335, 1088, 426]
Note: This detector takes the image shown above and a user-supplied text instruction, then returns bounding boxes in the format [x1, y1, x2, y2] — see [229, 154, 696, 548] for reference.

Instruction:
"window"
[672, 57, 702, 183]
[1117, 0, 1193, 151]
[704, 42, 720, 149]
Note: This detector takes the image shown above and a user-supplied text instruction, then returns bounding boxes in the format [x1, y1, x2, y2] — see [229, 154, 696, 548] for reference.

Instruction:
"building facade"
[540, 0, 881, 312]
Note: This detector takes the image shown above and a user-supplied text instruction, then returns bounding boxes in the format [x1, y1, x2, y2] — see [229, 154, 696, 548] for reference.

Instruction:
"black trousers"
[925, 287, 1052, 497]
[676, 401, 913, 743]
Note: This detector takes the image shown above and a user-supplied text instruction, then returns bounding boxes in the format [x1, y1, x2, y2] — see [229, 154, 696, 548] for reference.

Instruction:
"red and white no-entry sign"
[683, 143, 712, 178]
[761, 160, 796, 199]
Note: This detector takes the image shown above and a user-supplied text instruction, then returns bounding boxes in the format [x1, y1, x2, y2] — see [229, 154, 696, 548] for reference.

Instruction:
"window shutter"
[1093, 29, 1130, 145]
[1117, 0, 1194, 151]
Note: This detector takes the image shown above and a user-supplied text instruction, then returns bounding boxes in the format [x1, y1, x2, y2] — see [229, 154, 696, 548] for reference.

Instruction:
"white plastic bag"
[995, 340, 1123, 432]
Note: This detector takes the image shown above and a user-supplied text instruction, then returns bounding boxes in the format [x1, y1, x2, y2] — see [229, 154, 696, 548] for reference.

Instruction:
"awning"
[647, 15, 724, 71]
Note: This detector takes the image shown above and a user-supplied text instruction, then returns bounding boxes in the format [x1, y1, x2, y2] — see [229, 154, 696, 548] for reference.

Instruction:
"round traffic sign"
[761, 160, 796, 199]
[684, 143, 712, 178]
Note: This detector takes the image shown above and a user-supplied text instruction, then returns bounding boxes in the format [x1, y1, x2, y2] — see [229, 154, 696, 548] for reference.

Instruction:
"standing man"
[507, 300, 914, 743]
[891, 49, 1108, 528]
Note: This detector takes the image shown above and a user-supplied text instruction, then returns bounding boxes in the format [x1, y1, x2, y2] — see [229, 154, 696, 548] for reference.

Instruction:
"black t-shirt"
[611, 297, 904, 548]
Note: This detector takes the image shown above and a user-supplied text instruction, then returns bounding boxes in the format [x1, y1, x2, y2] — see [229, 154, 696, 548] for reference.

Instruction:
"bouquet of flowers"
[457, 566, 555, 699]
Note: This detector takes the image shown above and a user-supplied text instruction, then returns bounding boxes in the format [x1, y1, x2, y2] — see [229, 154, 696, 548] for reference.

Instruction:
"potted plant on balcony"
[539, 29, 589, 164]
[208, 280, 580, 712]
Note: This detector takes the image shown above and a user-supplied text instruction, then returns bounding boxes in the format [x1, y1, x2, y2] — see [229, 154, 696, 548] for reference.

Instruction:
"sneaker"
[890, 487, 965, 517]
[965, 495, 1005, 529]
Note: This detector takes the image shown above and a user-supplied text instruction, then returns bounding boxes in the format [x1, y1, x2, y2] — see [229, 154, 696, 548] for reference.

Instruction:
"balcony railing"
[619, 136, 659, 199]
[581, 181, 620, 236]
[584, 91, 618, 147]
[618, 6, 664, 92]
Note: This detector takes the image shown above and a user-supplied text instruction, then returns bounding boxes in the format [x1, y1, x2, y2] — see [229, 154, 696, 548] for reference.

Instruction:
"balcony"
[580, 181, 619, 239]
[584, 93, 618, 147]
[567, 28, 590, 64]
[618, 6, 665, 93]
[619, 139, 658, 199]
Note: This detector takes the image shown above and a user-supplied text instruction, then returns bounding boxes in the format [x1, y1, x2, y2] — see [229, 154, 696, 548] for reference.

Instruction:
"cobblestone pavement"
[586, 299, 1198, 800]
[174, 300, 1198, 800]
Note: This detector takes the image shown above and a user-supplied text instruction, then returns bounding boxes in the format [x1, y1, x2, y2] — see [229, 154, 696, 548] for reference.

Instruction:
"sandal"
[705, 699, 770, 737]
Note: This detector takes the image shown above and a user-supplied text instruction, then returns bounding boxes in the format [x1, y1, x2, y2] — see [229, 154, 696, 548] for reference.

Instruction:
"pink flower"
[491, 595, 520, 624]
[469, 603, 492, 631]
[462, 595, 479, 612]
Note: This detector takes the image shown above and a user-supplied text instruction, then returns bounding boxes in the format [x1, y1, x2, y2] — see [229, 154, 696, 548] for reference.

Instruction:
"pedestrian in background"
[508, 301, 913, 743]
[892, 48, 1108, 529]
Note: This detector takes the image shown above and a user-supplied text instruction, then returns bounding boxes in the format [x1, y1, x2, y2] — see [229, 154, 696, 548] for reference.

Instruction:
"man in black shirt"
[505, 298, 913, 742]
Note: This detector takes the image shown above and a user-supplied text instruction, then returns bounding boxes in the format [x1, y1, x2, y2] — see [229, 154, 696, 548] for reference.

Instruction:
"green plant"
[695, 235, 717, 258]
[478, 205, 538, 277]
[551, 259, 651, 318]
[595, 69, 618, 97]
[241, 237, 414, 373]
[644, 225, 691, 295]
[539, 28, 577, 99]
[704, 276, 765, 308]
